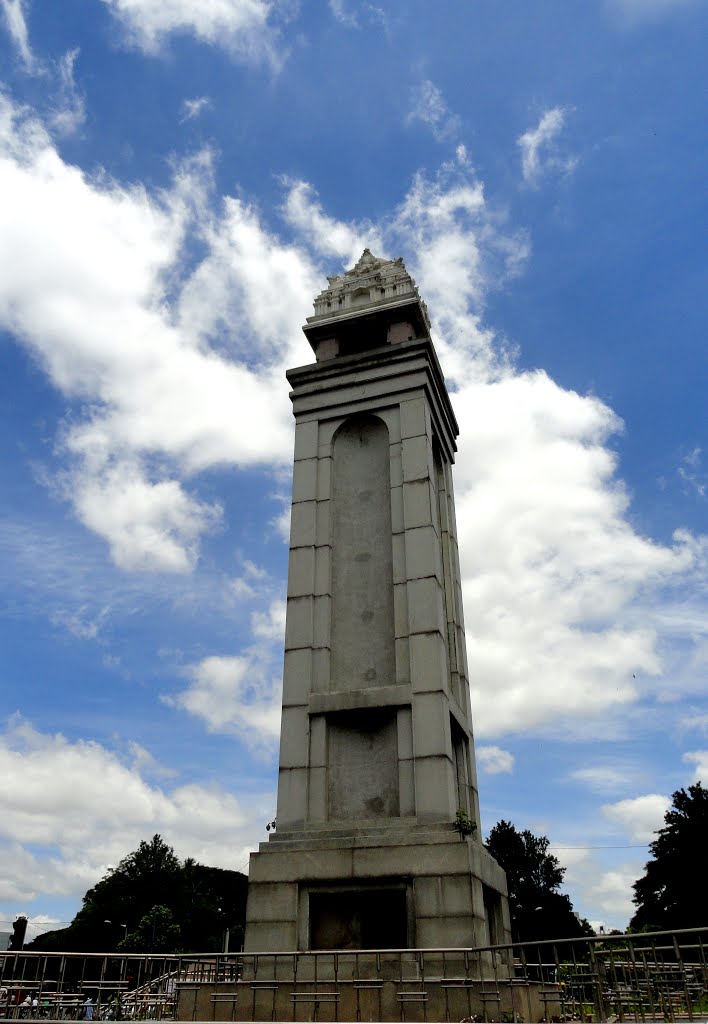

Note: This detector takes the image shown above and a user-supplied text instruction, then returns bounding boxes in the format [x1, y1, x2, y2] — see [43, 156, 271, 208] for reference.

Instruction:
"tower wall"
[244, 253, 509, 953]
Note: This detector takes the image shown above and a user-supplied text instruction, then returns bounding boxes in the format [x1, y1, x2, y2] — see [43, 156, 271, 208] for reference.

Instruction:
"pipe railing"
[0, 927, 705, 1022]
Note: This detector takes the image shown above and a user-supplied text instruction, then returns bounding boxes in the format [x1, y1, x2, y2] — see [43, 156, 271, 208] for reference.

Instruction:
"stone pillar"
[245, 250, 509, 952]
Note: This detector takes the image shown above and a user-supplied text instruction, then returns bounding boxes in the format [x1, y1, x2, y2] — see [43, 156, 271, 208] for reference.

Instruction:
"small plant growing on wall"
[453, 809, 477, 840]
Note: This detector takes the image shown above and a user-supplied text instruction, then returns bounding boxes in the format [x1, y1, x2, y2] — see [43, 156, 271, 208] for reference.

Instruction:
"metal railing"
[0, 927, 706, 1022]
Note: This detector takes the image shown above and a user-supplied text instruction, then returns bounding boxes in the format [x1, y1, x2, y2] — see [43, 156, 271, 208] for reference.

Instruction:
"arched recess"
[330, 414, 395, 692]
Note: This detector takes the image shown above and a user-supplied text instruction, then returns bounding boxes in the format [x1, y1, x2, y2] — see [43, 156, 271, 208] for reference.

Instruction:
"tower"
[244, 250, 510, 951]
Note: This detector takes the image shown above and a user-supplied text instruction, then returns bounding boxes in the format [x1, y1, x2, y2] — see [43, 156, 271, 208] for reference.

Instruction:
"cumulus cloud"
[407, 80, 461, 143]
[0, 716, 268, 903]
[70, 461, 222, 573]
[166, 596, 285, 749]
[575, 862, 641, 925]
[477, 745, 515, 774]
[683, 749, 708, 781]
[281, 179, 382, 264]
[0, 96, 310, 571]
[602, 793, 670, 842]
[98, 0, 283, 63]
[389, 147, 529, 384]
[518, 107, 577, 187]
[0, 0, 33, 68]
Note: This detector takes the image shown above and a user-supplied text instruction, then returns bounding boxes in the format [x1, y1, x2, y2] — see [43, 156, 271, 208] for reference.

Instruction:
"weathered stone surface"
[283, 594, 312, 649]
[293, 419, 318, 462]
[400, 396, 427, 440]
[289, 499, 316, 548]
[286, 545, 314, 597]
[291, 456, 318, 503]
[405, 524, 443, 582]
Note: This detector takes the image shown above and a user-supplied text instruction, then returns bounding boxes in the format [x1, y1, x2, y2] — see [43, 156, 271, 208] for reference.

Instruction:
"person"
[83, 996, 94, 1021]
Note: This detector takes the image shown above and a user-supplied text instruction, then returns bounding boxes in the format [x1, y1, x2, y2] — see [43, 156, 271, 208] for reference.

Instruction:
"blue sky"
[0, 0, 706, 940]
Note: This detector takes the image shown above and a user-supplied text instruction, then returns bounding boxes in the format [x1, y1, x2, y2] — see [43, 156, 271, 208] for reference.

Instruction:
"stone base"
[177, 970, 559, 1023]
[244, 824, 511, 952]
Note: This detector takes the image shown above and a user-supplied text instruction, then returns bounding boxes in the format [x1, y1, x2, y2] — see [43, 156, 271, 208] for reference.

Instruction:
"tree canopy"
[630, 782, 708, 932]
[486, 820, 593, 942]
[26, 835, 247, 954]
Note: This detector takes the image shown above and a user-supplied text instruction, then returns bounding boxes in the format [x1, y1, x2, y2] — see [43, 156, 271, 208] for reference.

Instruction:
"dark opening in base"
[309, 886, 408, 950]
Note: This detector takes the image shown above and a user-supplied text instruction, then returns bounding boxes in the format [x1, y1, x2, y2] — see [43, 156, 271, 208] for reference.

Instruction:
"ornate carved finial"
[346, 248, 379, 276]
[304, 250, 431, 357]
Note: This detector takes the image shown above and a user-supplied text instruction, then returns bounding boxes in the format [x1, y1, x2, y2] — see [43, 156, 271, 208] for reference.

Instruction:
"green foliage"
[119, 905, 181, 953]
[26, 834, 247, 954]
[630, 782, 708, 931]
[485, 820, 594, 943]
[453, 809, 477, 839]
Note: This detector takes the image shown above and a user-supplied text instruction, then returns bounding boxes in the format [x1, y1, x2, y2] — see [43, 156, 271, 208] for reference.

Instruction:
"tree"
[630, 782, 708, 932]
[486, 820, 593, 942]
[119, 905, 182, 953]
[26, 835, 248, 954]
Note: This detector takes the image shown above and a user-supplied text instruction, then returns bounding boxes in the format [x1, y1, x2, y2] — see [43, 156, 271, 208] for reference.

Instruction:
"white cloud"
[680, 710, 708, 733]
[407, 80, 461, 143]
[281, 179, 382, 264]
[602, 793, 670, 842]
[579, 864, 641, 925]
[0, 716, 268, 903]
[518, 107, 577, 187]
[98, 0, 282, 63]
[50, 49, 86, 136]
[678, 446, 706, 498]
[171, 652, 282, 748]
[450, 374, 703, 738]
[180, 96, 211, 122]
[477, 745, 515, 774]
[167, 595, 285, 748]
[328, 0, 386, 29]
[0, 0, 33, 68]
[0, 96, 311, 571]
[329, 0, 358, 26]
[570, 764, 643, 794]
[49, 605, 105, 640]
[683, 749, 708, 781]
[389, 148, 529, 384]
[71, 460, 222, 573]
[251, 598, 286, 641]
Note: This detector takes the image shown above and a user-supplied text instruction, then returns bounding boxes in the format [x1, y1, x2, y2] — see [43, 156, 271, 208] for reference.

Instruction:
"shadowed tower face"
[244, 250, 510, 952]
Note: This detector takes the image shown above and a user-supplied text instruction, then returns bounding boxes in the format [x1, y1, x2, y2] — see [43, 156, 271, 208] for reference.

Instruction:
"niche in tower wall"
[331, 414, 395, 692]
[482, 883, 503, 946]
[434, 443, 464, 708]
[308, 883, 409, 950]
[327, 709, 400, 821]
[450, 713, 471, 817]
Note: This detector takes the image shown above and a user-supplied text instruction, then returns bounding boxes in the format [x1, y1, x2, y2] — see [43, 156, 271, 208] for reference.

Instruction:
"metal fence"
[1, 927, 706, 1023]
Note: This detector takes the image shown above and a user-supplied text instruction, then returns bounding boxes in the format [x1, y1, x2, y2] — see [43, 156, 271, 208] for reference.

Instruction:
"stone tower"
[244, 250, 510, 951]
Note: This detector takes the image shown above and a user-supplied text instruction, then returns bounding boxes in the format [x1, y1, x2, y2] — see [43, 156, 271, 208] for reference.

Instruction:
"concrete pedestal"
[246, 825, 509, 952]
